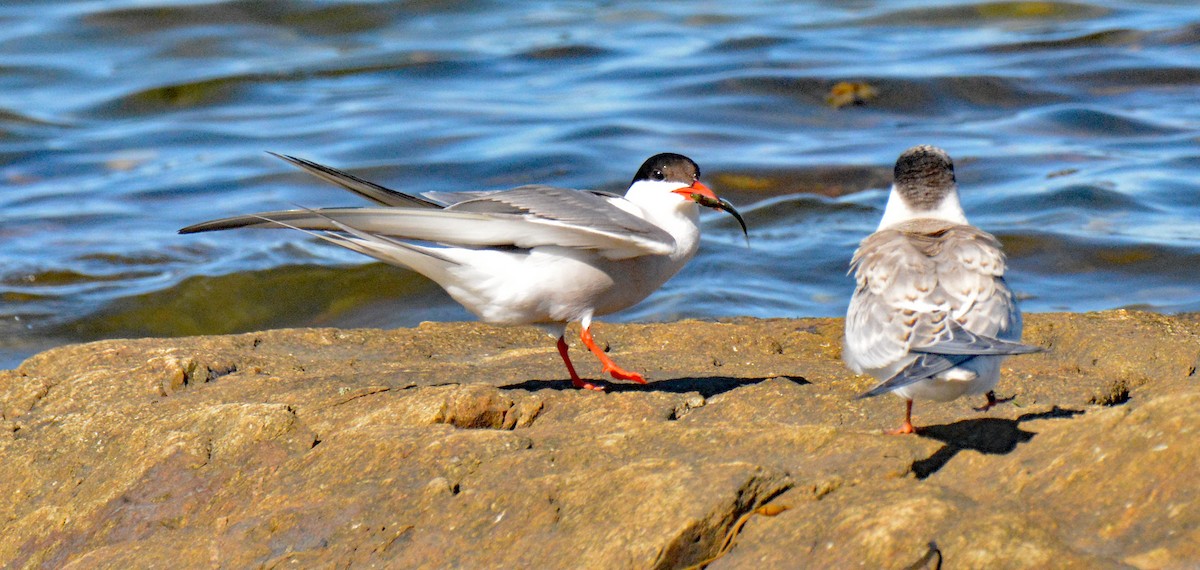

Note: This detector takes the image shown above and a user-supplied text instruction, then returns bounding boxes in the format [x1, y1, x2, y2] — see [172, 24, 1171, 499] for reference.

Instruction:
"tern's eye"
[652, 169, 665, 181]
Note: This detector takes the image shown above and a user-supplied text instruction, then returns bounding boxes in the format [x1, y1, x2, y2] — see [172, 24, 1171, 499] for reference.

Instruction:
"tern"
[181, 152, 747, 391]
[843, 145, 1041, 434]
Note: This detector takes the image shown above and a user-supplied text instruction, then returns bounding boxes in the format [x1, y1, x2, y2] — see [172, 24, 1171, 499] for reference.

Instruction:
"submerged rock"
[0, 311, 1197, 568]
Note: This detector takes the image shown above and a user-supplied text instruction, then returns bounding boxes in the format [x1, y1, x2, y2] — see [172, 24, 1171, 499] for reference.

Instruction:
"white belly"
[440, 245, 690, 325]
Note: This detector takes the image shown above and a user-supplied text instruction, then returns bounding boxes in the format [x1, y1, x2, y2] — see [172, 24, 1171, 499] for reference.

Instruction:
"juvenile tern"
[843, 145, 1040, 434]
[181, 153, 747, 391]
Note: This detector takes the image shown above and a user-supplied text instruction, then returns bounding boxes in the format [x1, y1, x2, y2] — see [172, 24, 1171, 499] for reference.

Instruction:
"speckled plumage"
[844, 146, 1040, 431]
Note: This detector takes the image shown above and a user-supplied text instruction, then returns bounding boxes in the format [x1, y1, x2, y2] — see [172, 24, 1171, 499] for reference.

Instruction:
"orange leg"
[579, 326, 646, 384]
[886, 400, 917, 435]
[557, 336, 604, 391]
[973, 390, 1013, 412]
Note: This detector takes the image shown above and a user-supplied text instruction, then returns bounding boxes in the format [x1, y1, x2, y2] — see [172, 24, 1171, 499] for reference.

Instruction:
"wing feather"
[268, 152, 446, 209]
[186, 156, 678, 259]
[844, 220, 1032, 380]
[856, 353, 971, 399]
[448, 185, 671, 241]
[180, 206, 674, 260]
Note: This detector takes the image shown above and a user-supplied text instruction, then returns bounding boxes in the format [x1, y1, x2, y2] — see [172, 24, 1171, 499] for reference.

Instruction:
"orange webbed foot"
[571, 378, 607, 392]
[557, 336, 606, 392]
[885, 400, 917, 435]
[886, 420, 917, 435]
[601, 365, 646, 384]
[581, 325, 647, 385]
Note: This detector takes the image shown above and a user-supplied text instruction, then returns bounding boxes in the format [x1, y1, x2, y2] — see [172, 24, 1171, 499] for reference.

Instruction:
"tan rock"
[0, 311, 1197, 568]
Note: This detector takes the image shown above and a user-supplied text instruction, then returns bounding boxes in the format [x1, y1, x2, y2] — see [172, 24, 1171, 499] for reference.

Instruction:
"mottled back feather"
[845, 219, 1020, 375]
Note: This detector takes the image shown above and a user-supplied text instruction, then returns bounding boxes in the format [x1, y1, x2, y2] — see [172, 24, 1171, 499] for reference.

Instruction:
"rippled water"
[2, 1, 1199, 368]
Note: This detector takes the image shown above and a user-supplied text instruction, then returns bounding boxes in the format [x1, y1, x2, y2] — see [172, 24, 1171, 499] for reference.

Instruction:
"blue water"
[2, 1, 1199, 368]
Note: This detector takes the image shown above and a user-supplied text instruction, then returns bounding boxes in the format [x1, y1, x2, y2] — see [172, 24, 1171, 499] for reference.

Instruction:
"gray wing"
[180, 193, 676, 260]
[186, 156, 677, 259]
[856, 318, 1042, 399]
[855, 353, 972, 399]
[269, 152, 446, 209]
[420, 190, 500, 204]
[845, 222, 1037, 395]
[447, 185, 673, 243]
[911, 318, 1041, 356]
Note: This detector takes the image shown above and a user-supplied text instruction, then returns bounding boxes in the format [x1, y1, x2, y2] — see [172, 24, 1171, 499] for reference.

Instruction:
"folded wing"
[181, 157, 677, 260]
[846, 221, 1039, 398]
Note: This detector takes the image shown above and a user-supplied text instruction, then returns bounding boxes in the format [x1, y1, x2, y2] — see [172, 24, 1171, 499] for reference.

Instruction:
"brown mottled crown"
[893, 145, 956, 211]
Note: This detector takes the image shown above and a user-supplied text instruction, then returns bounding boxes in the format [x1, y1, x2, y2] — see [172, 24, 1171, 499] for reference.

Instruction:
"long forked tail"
[856, 321, 1044, 400]
[180, 207, 497, 244]
[855, 353, 970, 400]
[233, 210, 462, 285]
[911, 319, 1043, 357]
[266, 152, 444, 209]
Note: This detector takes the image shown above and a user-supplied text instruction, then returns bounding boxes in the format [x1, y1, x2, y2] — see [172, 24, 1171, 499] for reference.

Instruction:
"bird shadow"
[911, 406, 1083, 480]
[500, 375, 809, 399]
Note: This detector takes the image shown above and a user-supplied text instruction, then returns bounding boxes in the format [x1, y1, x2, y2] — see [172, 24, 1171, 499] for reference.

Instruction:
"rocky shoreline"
[1, 311, 1197, 568]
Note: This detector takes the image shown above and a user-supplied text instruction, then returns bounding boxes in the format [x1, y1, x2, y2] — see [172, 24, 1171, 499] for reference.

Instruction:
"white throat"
[876, 184, 969, 230]
[621, 179, 702, 258]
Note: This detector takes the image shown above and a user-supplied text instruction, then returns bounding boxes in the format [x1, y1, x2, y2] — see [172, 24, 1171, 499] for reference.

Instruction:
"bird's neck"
[623, 182, 702, 259]
[877, 185, 969, 230]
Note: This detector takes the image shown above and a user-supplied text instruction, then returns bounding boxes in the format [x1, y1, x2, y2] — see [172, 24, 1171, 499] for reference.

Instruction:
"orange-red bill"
[672, 182, 749, 239]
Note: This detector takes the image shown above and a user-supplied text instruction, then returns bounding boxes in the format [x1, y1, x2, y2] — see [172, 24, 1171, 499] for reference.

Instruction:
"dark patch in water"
[1021, 107, 1181, 138]
[521, 45, 612, 61]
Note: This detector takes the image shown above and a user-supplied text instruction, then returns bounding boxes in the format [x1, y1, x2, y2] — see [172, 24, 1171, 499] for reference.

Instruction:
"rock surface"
[1, 311, 1198, 569]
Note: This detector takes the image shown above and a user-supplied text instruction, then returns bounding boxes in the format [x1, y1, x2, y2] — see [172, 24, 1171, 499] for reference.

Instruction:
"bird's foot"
[885, 400, 917, 435]
[571, 377, 607, 392]
[886, 420, 917, 435]
[580, 326, 647, 384]
[973, 391, 1013, 412]
[557, 336, 606, 392]
[602, 365, 646, 384]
